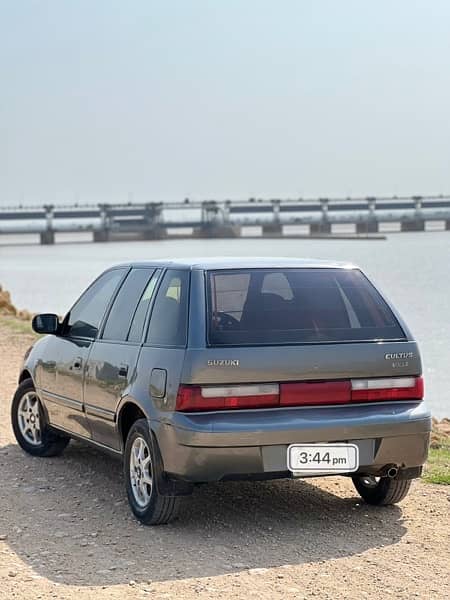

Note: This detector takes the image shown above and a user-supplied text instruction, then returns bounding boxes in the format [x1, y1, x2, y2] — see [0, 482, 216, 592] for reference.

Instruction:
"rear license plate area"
[287, 443, 359, 475]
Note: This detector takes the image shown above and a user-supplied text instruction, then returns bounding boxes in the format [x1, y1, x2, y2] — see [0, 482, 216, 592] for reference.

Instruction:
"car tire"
[11, 378, 70, 457]
[124, 418, 179, 525]
[352, 475, 412, 505]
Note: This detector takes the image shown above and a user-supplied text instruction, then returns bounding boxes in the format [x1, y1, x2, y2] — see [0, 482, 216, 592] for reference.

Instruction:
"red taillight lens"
[175, 385, 204, 411]
[280, 381, 351, 406]
[350, 376, 424, 402]
[175, 376, 424, 412]
[175, 384, 279, 412]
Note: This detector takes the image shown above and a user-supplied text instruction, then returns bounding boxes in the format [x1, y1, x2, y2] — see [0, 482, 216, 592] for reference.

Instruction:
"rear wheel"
[11, 379, 70, 457]
[352, 475, 412, 505]
[124, 418, 179, 525]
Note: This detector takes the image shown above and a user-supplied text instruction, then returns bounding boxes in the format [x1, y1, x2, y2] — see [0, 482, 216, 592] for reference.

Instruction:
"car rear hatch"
[179, 267, 423, 411]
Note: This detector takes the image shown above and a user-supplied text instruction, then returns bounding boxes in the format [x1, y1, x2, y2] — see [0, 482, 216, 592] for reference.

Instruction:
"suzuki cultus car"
[11, 258, 431, 524]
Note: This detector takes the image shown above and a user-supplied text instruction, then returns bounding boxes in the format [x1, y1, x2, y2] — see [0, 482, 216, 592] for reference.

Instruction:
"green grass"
[0, 314, 37, 337]
[423, 432, 450, 484]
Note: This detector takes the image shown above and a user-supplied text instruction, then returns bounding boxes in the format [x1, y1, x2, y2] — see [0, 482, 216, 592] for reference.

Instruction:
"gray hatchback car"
[12, 258, 431, 524]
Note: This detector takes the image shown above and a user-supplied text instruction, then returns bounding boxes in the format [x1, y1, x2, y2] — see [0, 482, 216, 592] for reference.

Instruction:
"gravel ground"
[0, 323, 449, 599]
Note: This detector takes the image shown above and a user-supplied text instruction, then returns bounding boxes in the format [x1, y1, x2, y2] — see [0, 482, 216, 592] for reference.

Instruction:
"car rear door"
[83, 268, 161, 450]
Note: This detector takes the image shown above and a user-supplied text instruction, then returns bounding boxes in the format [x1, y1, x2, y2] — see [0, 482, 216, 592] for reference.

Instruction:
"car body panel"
[83, 340, 142, 450]
[155, 401, 430, 481]
[180, 341, 422, 386]
[164, 400, 430, 446]
[133, 346, 187, 419]
[34, 335, 93, 438]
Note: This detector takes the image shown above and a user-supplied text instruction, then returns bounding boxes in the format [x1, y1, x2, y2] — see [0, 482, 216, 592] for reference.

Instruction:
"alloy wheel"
[17, 391, 42, 446]
[129, 436, 153, 508]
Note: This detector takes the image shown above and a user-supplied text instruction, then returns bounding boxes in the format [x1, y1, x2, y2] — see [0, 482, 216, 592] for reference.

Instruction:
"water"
[1, 232, 449, 417]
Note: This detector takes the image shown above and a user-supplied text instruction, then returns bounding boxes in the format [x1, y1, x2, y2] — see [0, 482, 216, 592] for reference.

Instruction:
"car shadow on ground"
[0, 440, 407, 586]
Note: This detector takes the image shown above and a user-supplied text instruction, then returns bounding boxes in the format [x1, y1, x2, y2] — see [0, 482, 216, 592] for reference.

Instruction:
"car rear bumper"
[153, 401, 431, 483]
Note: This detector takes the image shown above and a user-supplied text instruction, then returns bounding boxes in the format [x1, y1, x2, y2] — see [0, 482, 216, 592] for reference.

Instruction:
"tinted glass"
[208, 268, 405, 346]
[128, 269, 161, 342]
[65, 269, 125, 338]
[102, 268, 155, 341]
[146, 269, 190, 347]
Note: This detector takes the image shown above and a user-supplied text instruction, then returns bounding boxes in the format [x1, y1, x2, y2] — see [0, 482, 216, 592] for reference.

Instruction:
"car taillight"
[280, 381, 351, 406]
[175, 376, 424, 412]
[175, 384, 280, 412]
[350, 376, 424, 402]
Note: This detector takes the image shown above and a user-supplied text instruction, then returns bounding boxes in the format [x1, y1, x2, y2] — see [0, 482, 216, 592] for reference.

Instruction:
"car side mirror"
[32, 313, 60, 335]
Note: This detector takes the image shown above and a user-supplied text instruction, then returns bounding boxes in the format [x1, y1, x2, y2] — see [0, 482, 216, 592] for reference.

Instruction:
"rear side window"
[128, 269, 161, 342]
[102, 268, 155, 342]
[207, 269, 405, 346]
[146, 269, 190, 347]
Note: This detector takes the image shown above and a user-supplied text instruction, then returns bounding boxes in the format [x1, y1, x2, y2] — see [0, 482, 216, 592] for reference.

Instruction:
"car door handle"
[118, 364, 129, 378]
[72, 357, 83, 370]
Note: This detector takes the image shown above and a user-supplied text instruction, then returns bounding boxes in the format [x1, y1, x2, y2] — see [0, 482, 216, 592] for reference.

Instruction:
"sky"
[1, 0, 450, 205]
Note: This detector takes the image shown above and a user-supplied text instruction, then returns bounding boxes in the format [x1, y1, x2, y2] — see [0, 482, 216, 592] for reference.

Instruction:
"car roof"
[111, 257, 358, 270]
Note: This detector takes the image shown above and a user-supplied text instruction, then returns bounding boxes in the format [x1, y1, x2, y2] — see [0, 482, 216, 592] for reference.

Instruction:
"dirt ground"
[0, 323, 449, 600]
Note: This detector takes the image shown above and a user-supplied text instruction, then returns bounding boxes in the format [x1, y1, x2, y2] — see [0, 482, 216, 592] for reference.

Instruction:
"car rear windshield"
[207, 268, 406, 346]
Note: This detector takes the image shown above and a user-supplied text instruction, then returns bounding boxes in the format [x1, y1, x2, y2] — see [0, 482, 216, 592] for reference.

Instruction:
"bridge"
[0, 195, 449, 244]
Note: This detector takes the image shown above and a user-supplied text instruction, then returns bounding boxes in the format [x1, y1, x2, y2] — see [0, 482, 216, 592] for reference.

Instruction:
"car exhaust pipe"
[385, 465, 399, 479]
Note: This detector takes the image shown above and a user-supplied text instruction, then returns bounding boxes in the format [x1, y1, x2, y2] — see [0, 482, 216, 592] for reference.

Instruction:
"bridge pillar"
[262, 200, 282, 235]
[356, 220, 379, 234]
[196, 200, 239, 237]
[310, 198, 331, 234]
[200, 200, 222, 225]
[223, 200, 231, 222]
[193, 223, 241, 238]
[310, 222, 331, 234]
[401, 219, 425, 232]
[140, 202, 167, 240]
[40, 230, 55, 245]
[400, 196, 425, 231]
[142, 226, 167, 240]
[93, 229, 110, 242]
[367, 196, 376, 212]
[262, 222, 283, 235]
[364, 197, 379, 232]
[41, 204, 55, 244]
[413, 196, 423, 212]
[94, 204, 112, 241]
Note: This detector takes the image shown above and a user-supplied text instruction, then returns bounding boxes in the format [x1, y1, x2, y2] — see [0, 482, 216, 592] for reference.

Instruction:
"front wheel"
[11, 378, 70, 457]
[352, 475, 412, 505]
[124, 419, 179, 525]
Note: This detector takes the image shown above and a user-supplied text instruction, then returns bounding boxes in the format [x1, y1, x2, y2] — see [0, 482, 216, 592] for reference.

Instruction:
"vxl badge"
[385, 351, 413, 368]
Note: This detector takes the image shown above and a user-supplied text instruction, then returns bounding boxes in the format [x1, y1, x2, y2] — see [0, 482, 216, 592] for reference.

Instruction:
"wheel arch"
[18, 369, 33, 384]
[117, 399, 148, 448]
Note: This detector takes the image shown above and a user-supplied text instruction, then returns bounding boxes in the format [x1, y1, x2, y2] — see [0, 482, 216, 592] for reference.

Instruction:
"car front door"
[83, 268, 161, 450]
[37, 268, 126, 438]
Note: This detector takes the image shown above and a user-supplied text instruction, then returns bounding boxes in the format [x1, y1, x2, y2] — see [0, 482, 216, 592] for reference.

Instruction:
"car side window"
[64, 269, 125, 339]
[127, 269, 161, 342]
[102, 268, 156, 342]
[146, 269, 189, 347]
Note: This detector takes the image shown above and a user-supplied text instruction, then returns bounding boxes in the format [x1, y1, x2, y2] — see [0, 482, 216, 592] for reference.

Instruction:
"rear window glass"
[207, 268, 405, 346]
